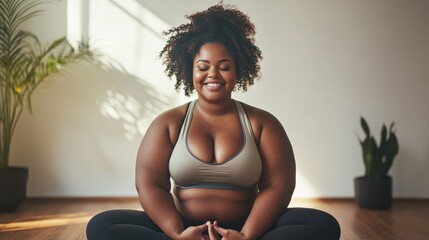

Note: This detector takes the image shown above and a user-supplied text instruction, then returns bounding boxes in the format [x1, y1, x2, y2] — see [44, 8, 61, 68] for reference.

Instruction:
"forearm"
[241, 188, 291, 240]
[138, 186, 184, 239]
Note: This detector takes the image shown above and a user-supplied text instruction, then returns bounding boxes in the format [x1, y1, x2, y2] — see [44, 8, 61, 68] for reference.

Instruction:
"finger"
[195, 222, 209, 232]
[214, 225, 228, 237]
[208, 222, 220, 240]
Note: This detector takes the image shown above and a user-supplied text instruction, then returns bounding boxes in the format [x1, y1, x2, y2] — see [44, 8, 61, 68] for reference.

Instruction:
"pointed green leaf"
[361, 117, 370, 136]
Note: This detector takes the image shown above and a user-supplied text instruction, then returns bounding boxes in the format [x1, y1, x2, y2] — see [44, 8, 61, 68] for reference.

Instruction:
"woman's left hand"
[206, 221, 247, 240]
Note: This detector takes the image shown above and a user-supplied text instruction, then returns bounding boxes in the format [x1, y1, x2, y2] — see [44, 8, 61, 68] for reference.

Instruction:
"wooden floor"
[0, 198, 428, 240]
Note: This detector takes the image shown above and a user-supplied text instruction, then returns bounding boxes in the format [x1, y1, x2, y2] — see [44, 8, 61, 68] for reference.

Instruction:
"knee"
[311, 209, 341, 239]
[86, 210, 118, 239]
[285, 208, 341, 239]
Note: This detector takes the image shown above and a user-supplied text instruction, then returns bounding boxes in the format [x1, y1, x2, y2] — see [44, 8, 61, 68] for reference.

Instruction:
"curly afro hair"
[159, 3, 262, 96]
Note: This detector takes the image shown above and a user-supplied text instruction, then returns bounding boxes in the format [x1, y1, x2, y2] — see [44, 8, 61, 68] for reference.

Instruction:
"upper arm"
[257, 112, 296, 198]
[135, 112, 178, 194]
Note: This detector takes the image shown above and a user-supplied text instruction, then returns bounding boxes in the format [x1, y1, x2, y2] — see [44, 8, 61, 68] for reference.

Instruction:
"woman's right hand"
[176, 223, 209, 240]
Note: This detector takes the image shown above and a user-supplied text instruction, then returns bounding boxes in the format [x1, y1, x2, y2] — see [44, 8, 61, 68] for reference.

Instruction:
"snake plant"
[359, 117, 399, 179]
[0, 0, 93, 170]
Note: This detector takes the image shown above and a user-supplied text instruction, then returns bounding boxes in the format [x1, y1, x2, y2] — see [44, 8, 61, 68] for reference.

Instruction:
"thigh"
[86, 209, 170, 240]
[260, 208, 341, 240]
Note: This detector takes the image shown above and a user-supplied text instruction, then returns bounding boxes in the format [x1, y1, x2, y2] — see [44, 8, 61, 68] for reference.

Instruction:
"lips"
[206, 83, 222, 87]
[204, 82, 224, 91]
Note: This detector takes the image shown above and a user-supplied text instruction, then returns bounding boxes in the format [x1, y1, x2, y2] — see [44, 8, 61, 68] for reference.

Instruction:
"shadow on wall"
[11, 60, 173, 196]
[9, 0, 182, 196]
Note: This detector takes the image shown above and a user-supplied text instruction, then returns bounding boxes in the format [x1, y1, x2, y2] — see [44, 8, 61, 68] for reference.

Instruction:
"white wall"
[10, 0, 429, 198]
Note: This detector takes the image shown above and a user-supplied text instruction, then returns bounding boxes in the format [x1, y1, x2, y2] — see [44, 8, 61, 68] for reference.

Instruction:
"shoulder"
[153, 102, 190, 125]
[239, 101, 283, 129]
[147, 102, 191, 144]
[238, 101, 286, 143]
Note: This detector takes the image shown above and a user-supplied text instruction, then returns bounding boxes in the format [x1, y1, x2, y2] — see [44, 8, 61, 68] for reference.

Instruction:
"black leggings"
[86, 208, 340, 240]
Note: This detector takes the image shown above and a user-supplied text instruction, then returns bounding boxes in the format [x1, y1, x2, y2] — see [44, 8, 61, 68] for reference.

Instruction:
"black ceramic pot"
[354, 176, 392, 210]
[0, 166, 29, 212]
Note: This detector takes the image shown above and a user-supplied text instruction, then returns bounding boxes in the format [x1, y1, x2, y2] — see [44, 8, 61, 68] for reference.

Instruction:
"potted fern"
[0, 0, 92, 212]
[354, 117, 399, 209]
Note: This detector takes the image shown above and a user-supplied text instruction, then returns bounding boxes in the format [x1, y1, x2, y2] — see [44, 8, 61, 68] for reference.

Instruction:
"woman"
[87, 4, 340, 240]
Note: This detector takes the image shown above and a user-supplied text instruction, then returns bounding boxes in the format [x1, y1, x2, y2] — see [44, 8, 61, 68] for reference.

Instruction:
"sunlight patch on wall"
[88, 0, 173, 95]
[67, 0, 89, 44]
[100, 90, 153, 140]
[67, 0, 183, 141]
[294, 170, 319, 198]
[109, 0, 169, 34]
[67, 0, 178, 97]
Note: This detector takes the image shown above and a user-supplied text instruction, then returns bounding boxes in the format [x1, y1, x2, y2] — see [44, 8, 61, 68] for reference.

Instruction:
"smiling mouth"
[204, 82, 224, 90]
[205, 83, 222, 87]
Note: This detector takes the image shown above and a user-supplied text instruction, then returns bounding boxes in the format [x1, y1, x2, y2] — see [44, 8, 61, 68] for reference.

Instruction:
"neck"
[195, 98, 235, 116]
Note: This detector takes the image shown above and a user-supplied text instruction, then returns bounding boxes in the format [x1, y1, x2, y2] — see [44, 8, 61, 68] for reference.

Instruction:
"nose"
[208, 67, 219, 78]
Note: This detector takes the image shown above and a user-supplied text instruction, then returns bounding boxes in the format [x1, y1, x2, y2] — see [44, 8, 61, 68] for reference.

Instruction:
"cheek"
[193, 71, 202, 82]
[193, 70, 208, 84]
[225, 71, 237, 82]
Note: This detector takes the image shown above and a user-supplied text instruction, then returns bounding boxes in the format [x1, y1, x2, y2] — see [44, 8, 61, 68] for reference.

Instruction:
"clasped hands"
[177, 220, 247, 240]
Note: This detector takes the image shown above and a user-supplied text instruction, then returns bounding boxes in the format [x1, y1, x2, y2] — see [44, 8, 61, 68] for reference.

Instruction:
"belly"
[173, 185, 257, 224]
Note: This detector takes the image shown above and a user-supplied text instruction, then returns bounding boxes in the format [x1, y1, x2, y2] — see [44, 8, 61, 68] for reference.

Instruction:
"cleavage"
[187, 113, 244, 164]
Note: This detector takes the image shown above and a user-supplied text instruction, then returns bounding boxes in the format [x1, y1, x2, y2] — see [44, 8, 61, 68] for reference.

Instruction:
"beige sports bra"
[169, 100, 262, 190]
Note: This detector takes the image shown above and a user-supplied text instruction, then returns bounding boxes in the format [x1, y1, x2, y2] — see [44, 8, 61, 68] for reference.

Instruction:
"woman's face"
[193, 43, 237, 102]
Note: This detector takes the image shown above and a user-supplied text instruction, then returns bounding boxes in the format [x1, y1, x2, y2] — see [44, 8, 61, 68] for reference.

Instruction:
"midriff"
[173, 185, 257, 224]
